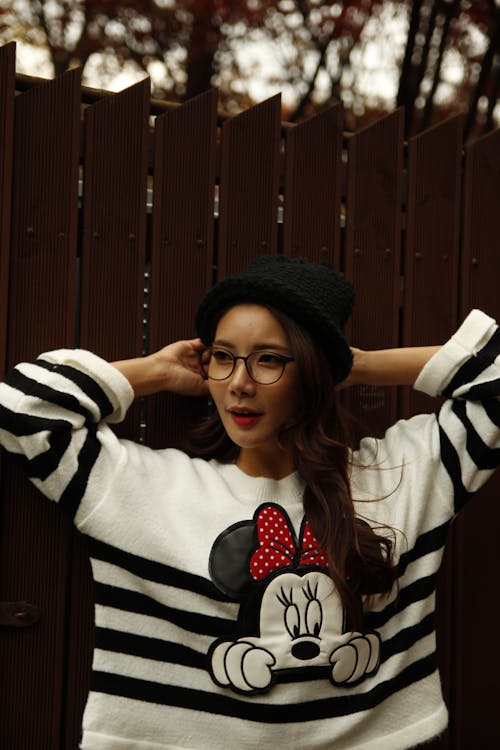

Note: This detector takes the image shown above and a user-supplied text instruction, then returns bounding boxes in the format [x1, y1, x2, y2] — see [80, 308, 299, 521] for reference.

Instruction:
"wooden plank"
[147, 89, 218, 449]
[0, 42, 15, 379]
[79, 79, 149, 363]
[283, 104, 343, 266]
[344, 109, 404, 435]
[452, 126, 500, 750]
[453, 476, 500, 749]
[461, 128, 500, 319]
[0, 69, 81, 750]
[79, 79, 150, 438]
[62, 536, 94, 750]
[402, 116, 463, 415]
[6, 72, 80, 365]
[401, 118, 463, 750]
[61, 79, 150, 749]
[217, 95, 281, 277]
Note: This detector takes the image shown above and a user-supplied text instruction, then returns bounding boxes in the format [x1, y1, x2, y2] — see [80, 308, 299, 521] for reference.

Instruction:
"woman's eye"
[212, 350, 233, 363]
[258, 353, 282, 366]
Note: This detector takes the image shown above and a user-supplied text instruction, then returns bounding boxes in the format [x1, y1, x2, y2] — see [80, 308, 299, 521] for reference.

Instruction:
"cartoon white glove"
[211, 640, 276, 692]
[329, 632, 381, 685]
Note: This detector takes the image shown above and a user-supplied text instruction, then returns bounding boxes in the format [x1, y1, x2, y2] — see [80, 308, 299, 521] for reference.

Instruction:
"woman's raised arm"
[343, 345, 441, 388]
[112, 338, 209, 398]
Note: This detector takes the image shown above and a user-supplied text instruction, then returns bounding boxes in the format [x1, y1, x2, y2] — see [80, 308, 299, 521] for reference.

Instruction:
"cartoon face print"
[277, 574, 331, 658]
[208, 503, 381, 695]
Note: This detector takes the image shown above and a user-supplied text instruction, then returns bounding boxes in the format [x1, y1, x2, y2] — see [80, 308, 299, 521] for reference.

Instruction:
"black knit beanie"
[195, 255, 355, 383]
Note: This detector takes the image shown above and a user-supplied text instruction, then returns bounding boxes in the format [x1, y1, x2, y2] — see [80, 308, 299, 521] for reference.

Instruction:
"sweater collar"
[212, 461, 305, 506]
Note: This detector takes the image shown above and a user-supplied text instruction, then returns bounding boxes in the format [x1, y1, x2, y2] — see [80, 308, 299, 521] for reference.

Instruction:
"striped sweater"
[0, 309, 499, 750]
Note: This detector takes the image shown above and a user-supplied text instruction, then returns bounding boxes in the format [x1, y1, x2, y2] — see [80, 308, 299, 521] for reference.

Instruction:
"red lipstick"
[229, 409, 262, 427]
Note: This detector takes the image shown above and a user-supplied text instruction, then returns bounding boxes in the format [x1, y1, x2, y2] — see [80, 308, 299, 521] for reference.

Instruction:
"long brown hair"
[189, 307, 397, 629]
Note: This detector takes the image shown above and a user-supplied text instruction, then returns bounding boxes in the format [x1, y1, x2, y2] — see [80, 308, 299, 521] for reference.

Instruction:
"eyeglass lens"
[202, 350, 288, 384]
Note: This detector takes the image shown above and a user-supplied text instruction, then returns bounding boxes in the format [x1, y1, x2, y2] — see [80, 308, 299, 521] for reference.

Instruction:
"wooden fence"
[0, 39, 499, 748]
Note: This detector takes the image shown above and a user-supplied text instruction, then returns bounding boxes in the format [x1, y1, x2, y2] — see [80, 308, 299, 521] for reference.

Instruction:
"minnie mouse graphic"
[208, 503, 381, 695]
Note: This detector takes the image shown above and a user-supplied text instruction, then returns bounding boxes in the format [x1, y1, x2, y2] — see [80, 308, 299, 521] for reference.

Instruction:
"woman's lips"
[228, 409, 262, 427]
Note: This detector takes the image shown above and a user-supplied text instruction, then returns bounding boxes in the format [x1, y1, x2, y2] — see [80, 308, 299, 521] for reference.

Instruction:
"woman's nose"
[229, 359, 255, 393]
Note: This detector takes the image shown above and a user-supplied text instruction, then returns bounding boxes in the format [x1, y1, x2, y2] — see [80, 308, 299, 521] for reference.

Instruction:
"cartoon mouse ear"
[209, 521, 258, 599]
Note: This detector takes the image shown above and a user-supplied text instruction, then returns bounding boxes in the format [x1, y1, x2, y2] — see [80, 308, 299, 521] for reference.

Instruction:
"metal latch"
[0, 601, 41, 627]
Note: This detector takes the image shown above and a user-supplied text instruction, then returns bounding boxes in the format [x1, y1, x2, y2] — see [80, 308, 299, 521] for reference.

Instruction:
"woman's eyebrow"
[213, 338, 290, 352]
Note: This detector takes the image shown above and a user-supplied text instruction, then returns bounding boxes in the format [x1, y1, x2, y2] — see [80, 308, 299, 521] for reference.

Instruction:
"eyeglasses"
[199, 347, 295, 385]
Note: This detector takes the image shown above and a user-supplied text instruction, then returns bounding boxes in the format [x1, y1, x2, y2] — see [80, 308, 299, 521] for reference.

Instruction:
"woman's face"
[207, 304, 299, 478]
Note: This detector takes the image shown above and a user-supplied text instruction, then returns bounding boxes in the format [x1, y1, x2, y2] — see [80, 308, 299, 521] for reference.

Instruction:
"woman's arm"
[112, 338, 209, 398]
[351, 311, 500, 516]
[343, 346, 441, 388]
[0, 350, 135, 512]
[0, 340, 208, 516]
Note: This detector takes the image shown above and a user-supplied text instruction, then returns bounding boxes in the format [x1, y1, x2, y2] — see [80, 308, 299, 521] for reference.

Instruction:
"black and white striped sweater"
[0, 309, 499, 750]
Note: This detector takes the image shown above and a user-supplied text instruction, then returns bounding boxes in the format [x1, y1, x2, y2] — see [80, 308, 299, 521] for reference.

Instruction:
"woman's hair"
[188, 307, 397, 629]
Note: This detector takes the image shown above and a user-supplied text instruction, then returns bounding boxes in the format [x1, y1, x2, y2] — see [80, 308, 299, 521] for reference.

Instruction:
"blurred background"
[2, 1, 499, 139]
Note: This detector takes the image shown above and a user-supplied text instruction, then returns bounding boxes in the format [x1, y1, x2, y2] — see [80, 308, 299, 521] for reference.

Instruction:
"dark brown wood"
[401, 115, 464, 750]
[80, 80, 149, 364]
[452, 126, 500, 750]
[0, 68, 81, 750]
[453, 473, 500, 749]
[402, 115, 463, 416]
[283, 105, 343, 267]
[7, 70, 81, 365]
[79, 78, 149, 444]
[218, 95, 281, 277]
[461, 128, 500, 318]
[63, 534, 95, 750]
[147, 89, 218, 449]
[0, 42, 15, 379]
[344, 109, 404, 436]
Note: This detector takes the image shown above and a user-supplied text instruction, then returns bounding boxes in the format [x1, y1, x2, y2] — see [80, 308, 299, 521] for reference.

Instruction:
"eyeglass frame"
[199, 347, 295, 385]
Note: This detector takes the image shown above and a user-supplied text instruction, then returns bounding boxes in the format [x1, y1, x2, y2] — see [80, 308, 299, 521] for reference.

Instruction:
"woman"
[0, 255, 498, 749]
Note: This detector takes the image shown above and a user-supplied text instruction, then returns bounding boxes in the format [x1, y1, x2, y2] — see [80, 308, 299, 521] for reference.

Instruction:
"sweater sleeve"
[0, 349, 135, 519]
[413, 309, 500, 512]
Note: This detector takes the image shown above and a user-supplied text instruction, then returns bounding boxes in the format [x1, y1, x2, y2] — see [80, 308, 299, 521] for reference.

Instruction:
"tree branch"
[420, 0, 462, 132]
[288, 41, 329, 122]
[464, 5, 500, 139]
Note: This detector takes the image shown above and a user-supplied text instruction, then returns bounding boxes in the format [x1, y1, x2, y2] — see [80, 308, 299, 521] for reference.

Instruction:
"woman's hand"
[153, 339, 210, 397]
[112, 339, 209, 398]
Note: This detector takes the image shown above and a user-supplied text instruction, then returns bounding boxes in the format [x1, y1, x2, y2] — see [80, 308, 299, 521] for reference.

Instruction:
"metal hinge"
[0, 601, 41, 627]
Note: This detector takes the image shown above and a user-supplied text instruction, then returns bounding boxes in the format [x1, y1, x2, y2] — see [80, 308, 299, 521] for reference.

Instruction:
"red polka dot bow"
[249, 505, 329, 581]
